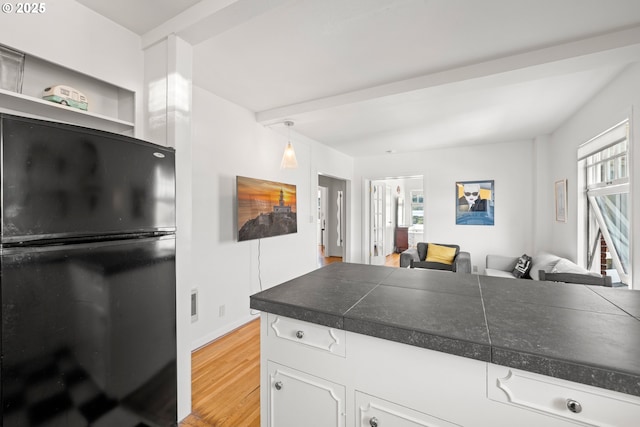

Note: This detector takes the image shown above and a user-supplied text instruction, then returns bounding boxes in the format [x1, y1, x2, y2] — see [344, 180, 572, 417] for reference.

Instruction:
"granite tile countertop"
[250, 262, 640, 397]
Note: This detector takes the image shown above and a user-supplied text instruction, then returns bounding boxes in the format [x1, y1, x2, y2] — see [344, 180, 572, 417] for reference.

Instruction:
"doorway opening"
[367, 176, 424, 267]
[318, 175, 348, 267]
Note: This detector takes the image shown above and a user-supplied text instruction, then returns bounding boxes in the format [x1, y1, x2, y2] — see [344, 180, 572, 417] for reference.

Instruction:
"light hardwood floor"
[385, 252, 401, 267]
[317, 245, 342, 266]
[180, 253, 401, 426]
[180, 319, 261, 427]
[318, 245, 400, 267]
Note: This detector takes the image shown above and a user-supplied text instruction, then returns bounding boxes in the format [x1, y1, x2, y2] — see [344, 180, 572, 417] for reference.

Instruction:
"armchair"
[400, 242, 471, 273]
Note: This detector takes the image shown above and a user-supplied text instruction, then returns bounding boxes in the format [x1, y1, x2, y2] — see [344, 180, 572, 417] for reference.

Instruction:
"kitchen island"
[250, 263, 640, 427]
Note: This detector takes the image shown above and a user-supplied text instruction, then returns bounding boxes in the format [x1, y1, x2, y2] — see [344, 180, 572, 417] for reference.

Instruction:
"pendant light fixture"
[281, 120, 298, 169]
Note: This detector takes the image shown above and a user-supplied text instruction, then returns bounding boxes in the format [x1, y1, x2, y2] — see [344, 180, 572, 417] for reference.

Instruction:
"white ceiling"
[77, 0, 204, 35]
[77, 0, 640, 157]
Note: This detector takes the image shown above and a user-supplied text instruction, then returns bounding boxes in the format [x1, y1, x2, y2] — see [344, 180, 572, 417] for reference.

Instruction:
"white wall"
[532, 134, 553, 254]
[541, 62, 640, 288]
[354, 140, 535, 272]
[190, 85, 354, 349]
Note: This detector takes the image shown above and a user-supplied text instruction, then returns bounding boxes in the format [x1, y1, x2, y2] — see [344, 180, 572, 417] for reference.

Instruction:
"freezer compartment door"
[1, 114, 175, 243]
[1, 236, 177, 426]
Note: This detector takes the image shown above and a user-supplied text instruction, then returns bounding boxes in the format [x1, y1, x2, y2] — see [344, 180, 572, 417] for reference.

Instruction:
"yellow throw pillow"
[425, 244, 457, 265]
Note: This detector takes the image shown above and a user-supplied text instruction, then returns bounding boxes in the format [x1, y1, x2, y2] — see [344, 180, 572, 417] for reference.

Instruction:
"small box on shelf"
[42, 85, 89, 111]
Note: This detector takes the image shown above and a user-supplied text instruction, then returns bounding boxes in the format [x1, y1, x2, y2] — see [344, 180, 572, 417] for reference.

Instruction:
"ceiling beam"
[256, 25, 640, 125]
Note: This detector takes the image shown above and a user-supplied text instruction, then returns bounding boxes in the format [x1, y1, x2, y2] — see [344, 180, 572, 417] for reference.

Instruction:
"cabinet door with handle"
[356, 391, 461, 427]
[268, 361, 346, 427]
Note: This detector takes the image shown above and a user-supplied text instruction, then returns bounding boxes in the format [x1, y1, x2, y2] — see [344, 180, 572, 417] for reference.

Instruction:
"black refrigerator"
[0, 114, 177, 426]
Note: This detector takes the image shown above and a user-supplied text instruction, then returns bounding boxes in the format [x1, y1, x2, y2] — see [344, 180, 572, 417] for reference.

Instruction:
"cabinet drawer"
[356, 391, 461, 427]
[267, 314, 346, 357]
[488, 364, 640, 426]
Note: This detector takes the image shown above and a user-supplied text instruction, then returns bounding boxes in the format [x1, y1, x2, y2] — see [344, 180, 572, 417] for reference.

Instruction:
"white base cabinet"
[268, 362, 346, 427]
[260, 313, 640, 427]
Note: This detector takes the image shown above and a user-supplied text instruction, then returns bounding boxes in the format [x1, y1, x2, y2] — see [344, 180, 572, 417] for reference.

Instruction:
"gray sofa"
[400, 243, 471, 273]
[485, 252, 612, 286]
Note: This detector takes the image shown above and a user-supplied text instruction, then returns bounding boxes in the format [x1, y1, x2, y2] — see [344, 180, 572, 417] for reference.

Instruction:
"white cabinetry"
[356, 392, 460, 427]
[348, 329, 484, 427]
[262, 314, 348, 427]
[488, 364, 640, 427]
[0, 47, 135, 134]
[260, 314, 640, 427]
[261, 314, 466, 427]
[268, 362, 346, 427]
[268, 314, 346, 357]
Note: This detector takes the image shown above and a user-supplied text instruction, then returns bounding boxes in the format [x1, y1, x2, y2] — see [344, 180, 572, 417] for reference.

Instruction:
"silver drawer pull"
[566, 399, 582, 413]
[274, 381, 283, 391]
[369, 416, 379, 427]
[296, 330, 304, 339]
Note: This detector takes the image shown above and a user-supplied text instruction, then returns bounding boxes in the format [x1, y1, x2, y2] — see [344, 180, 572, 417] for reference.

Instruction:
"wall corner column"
[143, 34, 194, 422]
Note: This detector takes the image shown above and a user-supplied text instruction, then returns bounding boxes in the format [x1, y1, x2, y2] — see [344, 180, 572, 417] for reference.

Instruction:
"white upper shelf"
[0, 88, 134, 134]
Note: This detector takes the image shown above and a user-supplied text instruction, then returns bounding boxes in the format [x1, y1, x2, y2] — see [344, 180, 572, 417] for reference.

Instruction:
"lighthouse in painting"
[273, 188, 292, 214]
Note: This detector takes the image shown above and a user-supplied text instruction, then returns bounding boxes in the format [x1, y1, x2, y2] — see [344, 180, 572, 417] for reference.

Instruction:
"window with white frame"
[579, 120, 630, 286]
[410, 190, 424, 226]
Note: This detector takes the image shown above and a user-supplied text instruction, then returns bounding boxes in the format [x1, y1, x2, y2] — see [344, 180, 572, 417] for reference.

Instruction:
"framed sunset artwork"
[236, 176, 297, 241]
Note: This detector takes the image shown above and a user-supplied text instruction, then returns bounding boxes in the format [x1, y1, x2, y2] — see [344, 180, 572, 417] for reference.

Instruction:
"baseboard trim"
[190, 312, 260, 352]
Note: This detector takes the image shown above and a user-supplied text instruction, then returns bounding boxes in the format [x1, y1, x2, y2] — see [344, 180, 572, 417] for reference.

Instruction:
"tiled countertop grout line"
[586, 285, 640, 320]
[343, 267, 394, 316]
[477, 274, 493, 350]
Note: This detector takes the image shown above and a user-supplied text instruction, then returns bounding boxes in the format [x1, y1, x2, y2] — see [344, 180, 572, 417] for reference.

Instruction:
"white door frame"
[363, 175, 424, 265]
[318, 174, 350, 262]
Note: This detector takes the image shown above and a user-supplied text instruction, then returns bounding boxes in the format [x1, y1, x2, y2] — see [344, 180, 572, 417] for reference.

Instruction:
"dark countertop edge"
[344, 317, 491, 362]
[249, 296, 344, 329]
[251, 295, 640, 397]
[492, 347, 640, 397]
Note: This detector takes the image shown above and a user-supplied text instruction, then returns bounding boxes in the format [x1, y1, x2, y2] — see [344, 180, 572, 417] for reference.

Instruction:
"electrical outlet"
[191, 289, 198, 322]
[472, 265, 478, 273]
[219, 304, 226, 317]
